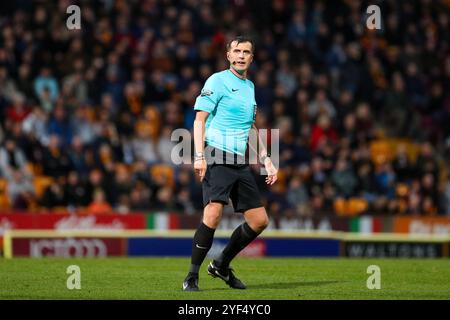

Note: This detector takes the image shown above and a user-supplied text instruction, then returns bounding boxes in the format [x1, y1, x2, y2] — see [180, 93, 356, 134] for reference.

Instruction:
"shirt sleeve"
[193, 74, 223, 113]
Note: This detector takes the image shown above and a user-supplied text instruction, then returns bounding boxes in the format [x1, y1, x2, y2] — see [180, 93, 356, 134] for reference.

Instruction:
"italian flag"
[147, 213, 180, 230]
[350, 216, 387, 233]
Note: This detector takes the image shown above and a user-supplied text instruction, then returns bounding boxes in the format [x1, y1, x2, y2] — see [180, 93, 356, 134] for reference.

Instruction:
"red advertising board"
[0, 213, 146, 236]
[12, 237, 125, 257]
[0, 214, 34, 233]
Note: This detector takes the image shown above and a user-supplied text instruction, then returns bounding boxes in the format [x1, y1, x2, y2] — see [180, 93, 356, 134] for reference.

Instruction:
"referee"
[183, 36, 278, 291]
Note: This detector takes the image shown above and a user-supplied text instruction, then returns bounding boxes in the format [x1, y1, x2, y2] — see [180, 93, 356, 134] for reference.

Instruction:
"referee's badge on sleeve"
[201, 89, 213, 97]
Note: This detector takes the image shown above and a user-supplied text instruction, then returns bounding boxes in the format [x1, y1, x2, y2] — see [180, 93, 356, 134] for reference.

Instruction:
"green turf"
[0, 257, 449, 300]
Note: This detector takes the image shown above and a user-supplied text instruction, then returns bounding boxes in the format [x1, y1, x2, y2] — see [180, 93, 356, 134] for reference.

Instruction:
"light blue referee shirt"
[194, 69, 257, 156]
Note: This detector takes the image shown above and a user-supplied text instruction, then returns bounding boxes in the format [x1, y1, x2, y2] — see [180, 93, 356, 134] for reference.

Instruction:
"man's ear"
[226, 52, 230, 61]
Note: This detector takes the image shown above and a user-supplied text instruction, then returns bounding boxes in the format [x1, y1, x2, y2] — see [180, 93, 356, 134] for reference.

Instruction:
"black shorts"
[202, 163, 263, 213]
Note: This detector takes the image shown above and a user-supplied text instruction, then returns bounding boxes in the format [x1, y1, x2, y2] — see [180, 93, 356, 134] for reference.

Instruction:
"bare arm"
[250, 123, 268, 160]
[193, 111, 209, 181]
[250, 123, 278, 185]
[194, 111, 209, 154]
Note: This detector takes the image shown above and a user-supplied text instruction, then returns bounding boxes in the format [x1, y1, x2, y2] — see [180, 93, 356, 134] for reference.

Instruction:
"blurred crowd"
[0, 0, 449, 216]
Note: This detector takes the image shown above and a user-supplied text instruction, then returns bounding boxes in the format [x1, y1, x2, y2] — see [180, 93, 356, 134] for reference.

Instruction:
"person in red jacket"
[6, 93, 31, 124]
[310, 114, 338, 151]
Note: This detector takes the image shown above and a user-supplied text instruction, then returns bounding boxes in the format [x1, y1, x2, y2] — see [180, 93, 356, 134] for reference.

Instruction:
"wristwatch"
[194, 152, 205, 160]
[260, 154, 270, 163]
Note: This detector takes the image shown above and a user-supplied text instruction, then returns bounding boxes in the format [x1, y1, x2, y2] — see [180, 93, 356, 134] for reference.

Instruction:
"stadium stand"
[0, 0, 449, 219]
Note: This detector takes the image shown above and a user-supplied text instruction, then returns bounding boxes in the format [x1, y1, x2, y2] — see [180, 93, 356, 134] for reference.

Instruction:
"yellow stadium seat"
[150, 164, 174, 188]
[370, 140, 392, 165]
[334, 198, 368, 216]
[33, 176, 53, 198]
[347, 198, 368, 215]
[0, 193, 10, 210]
[371, 139, 420, 167]
[0, 178, 7, 193]
[334, 198, 347, 216]
[25, 162, 43, 175]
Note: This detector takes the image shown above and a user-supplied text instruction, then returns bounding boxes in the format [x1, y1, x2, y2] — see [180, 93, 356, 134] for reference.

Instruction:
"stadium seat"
[25, 162, 34, 174]
[333, 198, 347, 216]
[347, 198, 368, 215]
[391, 139, 419, 163]
[0, 193, 10, 209]
[370, 139, 420, 167]
[25, 161, 43, 176]
[334, 198, 368, 216]
[150, 164, 175, 188]
[0, 178, 7, 193]
[33, 176, 54, 198]
[135, 106, 161, 140]
[0, 178, 10, 209]
[370, 140, 392, 165]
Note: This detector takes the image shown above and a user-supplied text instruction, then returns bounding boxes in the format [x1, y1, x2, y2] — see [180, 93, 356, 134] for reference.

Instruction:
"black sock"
[189, 222, 216, 274]
[215, 222, 259, 268]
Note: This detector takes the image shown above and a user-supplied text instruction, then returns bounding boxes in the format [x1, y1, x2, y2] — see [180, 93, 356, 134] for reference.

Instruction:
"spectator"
[16, 64, 37, 103]
[374, 162, 396, 199]
[356, 162, 377, 203]
[286, 176, 309, 216]
[116, 195, 131, 214]
[87, 189, 112, 215]
[64, 171, 89, 208]
[34, 67, 59, 104]
[416, 142, 439, 179]
[129, 185, 151, 211]
[40, 179, 66, 209]
[175, 188, 196, 215]
[5, 93, 31, 125]
[132, 131, 158, 164]
[42, 135, 72, 177]
[278, 208, 301, 230]
[444, 177, 450, 217]
[309, 156, 327, 189]
[71, 107, 96, 145]
[331, 158, 358, 198]
[67, 136, 89, 177]
[0, 1, 448, 218]
[47, 105, 73, 146]
[22, 105, 48, 145]
[0, 138, 29, 177]
[383, 73, 409, 137]
[157, 126, 177, 164]
[310, 114, 338, 152]
[111, 165, 133, 205]
[392, 145, 414, 183]
[307, 89, 336, 120]
[6, 169, 34, 210]
[151, 186, 176, 211]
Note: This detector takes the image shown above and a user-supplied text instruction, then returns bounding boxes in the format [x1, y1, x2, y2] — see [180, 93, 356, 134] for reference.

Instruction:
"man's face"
[227, 41, 253, 74]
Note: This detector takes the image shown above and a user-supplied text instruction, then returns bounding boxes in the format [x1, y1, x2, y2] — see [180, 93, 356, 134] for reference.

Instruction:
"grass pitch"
[0, 257, 449, 300]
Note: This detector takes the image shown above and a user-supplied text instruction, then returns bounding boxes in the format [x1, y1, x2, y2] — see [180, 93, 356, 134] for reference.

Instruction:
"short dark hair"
[226, 36, 254, 53]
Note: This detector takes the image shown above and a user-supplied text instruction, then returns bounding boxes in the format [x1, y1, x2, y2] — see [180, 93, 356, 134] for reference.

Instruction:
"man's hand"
[264, 157, 278, 185]
[194, 158, 207, 182]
